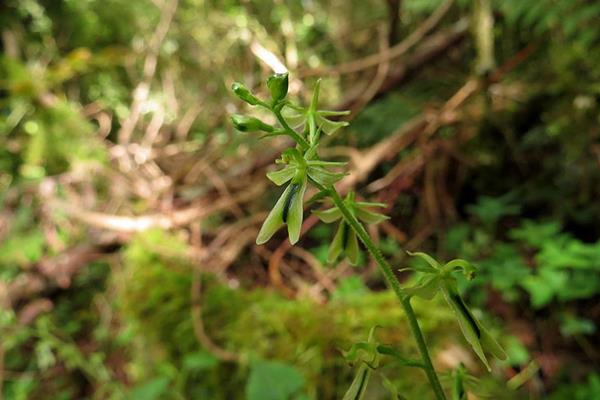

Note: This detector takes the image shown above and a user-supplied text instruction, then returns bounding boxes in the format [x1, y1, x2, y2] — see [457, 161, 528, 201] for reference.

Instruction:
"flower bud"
[231, 82, 261, 105]
[266, 72, 289, 103]
[231, 114, 274, 132]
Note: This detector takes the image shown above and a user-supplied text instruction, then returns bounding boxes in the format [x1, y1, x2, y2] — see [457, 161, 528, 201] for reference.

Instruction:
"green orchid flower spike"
[403, 253, 507, 371]
[256, 148, 346, 245]
[313, 192, 388, 264]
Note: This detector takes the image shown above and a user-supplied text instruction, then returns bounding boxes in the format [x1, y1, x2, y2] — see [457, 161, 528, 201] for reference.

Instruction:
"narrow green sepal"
[285, 176, 307, 244]
[376, 345, 425, 369]
[256, 184, 291, 245]
[312, 207, 342, 223]
[403, 275, 440, 300]
[346, 229, 359, 265]
[355, 208, 389, 224]
[407, 251, 441, 270]
[441, 283, 507, 371]
[307, 166, 347, 186]
[342, 364, 371, 400]
[266, 166, 295, 186]
[327, 221, 346, 263]
[452, 363, 468, 400]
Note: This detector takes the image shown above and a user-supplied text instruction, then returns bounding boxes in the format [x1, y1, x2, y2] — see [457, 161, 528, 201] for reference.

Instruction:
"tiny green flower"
[313, 192, 388, 264]
[266, 72, 289, 103]
[282, 80, 350, 143]
[256, 173, 307, 245]
[230, 114, 274, 133]
[257, 148, 347, 245]
[403, 253, 507, 371]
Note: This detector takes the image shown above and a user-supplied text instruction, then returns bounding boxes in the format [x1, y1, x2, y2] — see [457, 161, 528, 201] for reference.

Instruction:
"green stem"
[270, 94, 444, 398]
[323, 185, 447, 400]
[273, 109, 310, 150]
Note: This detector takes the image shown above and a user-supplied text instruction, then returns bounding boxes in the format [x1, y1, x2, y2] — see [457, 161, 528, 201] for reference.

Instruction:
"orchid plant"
[231, 73, 505, 400]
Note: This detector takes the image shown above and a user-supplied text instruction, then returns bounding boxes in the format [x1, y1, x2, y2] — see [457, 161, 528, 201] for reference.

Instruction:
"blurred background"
[1, 0, 600, 399]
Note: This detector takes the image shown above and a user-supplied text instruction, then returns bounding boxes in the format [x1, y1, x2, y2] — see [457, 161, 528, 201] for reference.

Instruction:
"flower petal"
[307, 166, 346, 186]
[355, 208, 389, 224]
[355, 201, 387, 208]
[256, 184, 292, 245]
[316, 114, 349, 136]
[327, 221, 346, 263]
[313, 207, 342, 223]
[285, 177, 307, 244]
[266, 166, 296, 186]
[345, 229, 360, 265]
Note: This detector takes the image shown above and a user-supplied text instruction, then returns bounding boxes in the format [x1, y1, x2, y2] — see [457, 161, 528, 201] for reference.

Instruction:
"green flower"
[282, 80, 350, 144]
[403, 253, 507, 371]
[230, 114, 274, 133]
[313, 192, 388, 264]
[266, 72, 289, 103]
[257, 148, 346, 245]
[231, 82, 261, 106]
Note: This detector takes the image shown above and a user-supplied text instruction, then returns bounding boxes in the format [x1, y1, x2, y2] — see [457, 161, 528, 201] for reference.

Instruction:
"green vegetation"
[1, 0, 599, 399]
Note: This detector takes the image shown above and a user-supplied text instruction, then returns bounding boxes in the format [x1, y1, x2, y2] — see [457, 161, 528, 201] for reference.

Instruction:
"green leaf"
[246, 359, 305, 400]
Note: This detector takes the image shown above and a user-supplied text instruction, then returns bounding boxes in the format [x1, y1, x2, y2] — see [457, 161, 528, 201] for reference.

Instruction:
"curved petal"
[327, 221, 346, 263]
[256, 184, 292, 245]
[307, 166, 346, 186]
[345, 229, 360, 265]
[316, 114, 349, 136]
[313, 207, 342, 223]
[285, 176, 307, 244]
[355, 201, 387, 208]
[407, 251, 441, 270]
[266, 166, 295, 186]
[355, 208, 389, 224]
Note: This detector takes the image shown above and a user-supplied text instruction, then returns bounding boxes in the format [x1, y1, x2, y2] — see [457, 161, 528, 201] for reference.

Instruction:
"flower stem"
[273, 109, 311, 150]
[323, 185, 447, 400]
